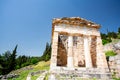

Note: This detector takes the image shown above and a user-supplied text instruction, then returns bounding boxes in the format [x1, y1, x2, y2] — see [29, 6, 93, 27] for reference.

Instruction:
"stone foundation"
[49, 67, 111, 79]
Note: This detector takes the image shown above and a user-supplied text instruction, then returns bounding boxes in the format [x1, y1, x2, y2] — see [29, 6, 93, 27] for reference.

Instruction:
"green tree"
[1, 51, 11, 74]
[9, 45, 18, 70]
[110, 32, 117, 38]
[118, 27, 120, 33]
[16, 55, 30, 68]
[101, 33, 107, 39]
[40, 42, 51, 61]
[117, 33, 120, 39]
[0, 54, 3, 75]
[31, 57, 39, 64]
[0, 45, 18, 75]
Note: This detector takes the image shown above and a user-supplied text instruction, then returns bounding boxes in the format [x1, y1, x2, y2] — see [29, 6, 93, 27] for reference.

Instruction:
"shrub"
[102, 39, 112, 45]
[15, 65, 20, 69]
[105, 50, 116, 57]
[31, 58, 39, 64]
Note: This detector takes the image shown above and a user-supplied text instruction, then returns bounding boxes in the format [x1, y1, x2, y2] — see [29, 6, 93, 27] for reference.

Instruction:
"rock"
[109, 56, 115, 61]
[116, 60, 120, 64]
[108, 54, 120, 78]
[103, 41, 120, 54]
[2, 75, 7, 79]
[1, 74, 19, 79]
[0, 75, 3, 79]
[113, 41, 120, 50]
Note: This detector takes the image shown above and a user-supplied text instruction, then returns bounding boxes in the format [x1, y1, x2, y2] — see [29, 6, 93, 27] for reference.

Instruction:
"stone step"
[49, 72, 112, 80]
[26, 73, 31, 80]
[36, 71, 48, 80]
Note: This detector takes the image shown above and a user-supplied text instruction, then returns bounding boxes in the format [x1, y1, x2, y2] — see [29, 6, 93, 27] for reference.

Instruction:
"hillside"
[103, 39, 120, 52]
[1, 61, 50, 80]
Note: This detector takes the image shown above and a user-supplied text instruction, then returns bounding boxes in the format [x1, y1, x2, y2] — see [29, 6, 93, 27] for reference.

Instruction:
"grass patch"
[8, 61, 50, 80]
[44, 73, 49, 80]
[34, 61, 50, 70]
[105, 50, 116, 57]
[31, 74, 40, 80]
[8, 70, 31, 80]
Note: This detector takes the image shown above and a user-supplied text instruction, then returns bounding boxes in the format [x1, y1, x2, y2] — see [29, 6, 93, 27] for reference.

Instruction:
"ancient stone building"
[50, 17, 111, 79]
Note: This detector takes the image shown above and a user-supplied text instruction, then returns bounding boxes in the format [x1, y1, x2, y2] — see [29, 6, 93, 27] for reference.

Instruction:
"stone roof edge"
[52, 17, 101, 29]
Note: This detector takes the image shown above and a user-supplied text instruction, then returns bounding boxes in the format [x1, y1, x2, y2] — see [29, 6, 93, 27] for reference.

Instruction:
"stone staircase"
[49, 68, 112, 80]
[36, 71, 48, 80]
[26, 70, 48, 80]
[26, 69, 112, 80]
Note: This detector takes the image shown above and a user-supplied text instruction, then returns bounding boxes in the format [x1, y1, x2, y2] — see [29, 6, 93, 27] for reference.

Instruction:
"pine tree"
[9, 45, 18, 70]
[118, 27, 120, 33]
[1, 51, 11, 74]
[41, 42, 51, 61]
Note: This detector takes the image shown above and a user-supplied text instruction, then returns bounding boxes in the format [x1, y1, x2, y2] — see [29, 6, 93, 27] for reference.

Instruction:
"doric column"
[67, 36, 73, 68]
[84, 35, 92, 68]
[50, 31, 58, 70]
[96, 36, 108, 68]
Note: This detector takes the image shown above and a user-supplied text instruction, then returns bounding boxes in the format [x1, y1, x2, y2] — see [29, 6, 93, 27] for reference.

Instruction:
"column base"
[50, 63, 56, 70]
[67, 57, 73, 68]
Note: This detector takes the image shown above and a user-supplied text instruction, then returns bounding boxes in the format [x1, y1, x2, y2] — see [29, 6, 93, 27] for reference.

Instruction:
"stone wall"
[103, 41, 120, 54]
[109, 54, 120, 78]
[103, 41, 120, 78]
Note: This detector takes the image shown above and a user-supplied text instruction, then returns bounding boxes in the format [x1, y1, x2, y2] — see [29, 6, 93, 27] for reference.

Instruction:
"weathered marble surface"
[50, 17, 111, 79]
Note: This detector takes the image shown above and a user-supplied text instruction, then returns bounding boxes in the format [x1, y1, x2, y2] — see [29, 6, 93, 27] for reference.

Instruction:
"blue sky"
[0, 0, 120, 56]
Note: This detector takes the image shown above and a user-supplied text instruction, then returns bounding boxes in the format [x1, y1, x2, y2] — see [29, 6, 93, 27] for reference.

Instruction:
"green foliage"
[16, 56, 40, 69]
[0, 42, 51, 75]
[118, 27, 120, 33]
[16, 55, 30, 69]
[102, 39, 111, 45]
[31, 57, 39, 64]
[113, 78, 120, 80]
[101, 33, 107, 39]
[44, 73, 49, 80]
[9, 61, 50, 80]
[11, 70, 30, 80]
[117, 33, 120, 39]
[0, 45, 18, 75]
[9, 45, 18, 71]
[108, 32, 117, 39]
[101, 33, 112, 45]
[101, 27, 120, 45]
[105, 50, 116, 57]
[0, 51, 12, 74]
[40, 42, 51, 61]
[0, 45, 40, 75]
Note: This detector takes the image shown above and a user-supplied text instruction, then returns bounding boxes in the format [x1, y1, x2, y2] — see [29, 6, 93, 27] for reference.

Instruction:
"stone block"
[117, 65, 120, 68]
[116, 60, 120, 64]
[109, 57, 115, 61]
[115, 55, 120, 60]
